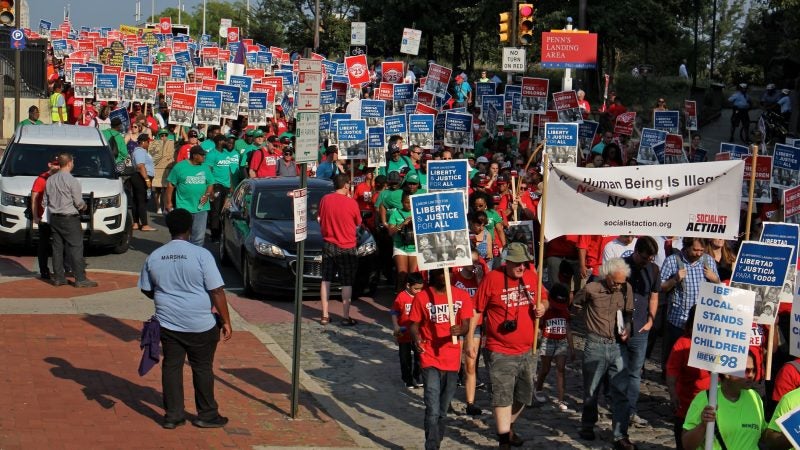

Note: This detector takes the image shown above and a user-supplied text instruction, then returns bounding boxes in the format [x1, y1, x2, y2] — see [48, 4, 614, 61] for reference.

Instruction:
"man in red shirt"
[318, 174, 362, 326]
[469, 242, 548, 449]
[176, 129, 200, 162]
[248, 131, 281, 178]
[409, 268, 472, 450]
[577, 234, 604, 280]
[30, 157, 61, 279]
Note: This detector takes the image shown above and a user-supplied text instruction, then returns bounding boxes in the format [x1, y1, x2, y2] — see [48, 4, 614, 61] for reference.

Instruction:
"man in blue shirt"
[453, 75, 472, 108]
[316, 146, 341, 179]
[728, 83, 752, 142]
[138, 209, 233, 429]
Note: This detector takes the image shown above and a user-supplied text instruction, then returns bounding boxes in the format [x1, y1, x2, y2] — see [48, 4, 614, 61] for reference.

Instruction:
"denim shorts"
[486, 350, 535, 407]
[539, 337, 568, 357]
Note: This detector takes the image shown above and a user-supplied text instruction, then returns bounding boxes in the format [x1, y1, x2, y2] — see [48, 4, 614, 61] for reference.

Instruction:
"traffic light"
[0, 0, 14, 26]
[498, 11, 511, 43]
[518, 3, 535, 46]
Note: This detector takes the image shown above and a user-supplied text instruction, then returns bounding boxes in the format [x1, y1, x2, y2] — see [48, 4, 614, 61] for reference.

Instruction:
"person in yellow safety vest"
[49, 82, 67, 124]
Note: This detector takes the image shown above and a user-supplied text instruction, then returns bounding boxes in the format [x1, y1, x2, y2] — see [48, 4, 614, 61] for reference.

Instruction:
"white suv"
[0, 125, 132, 253]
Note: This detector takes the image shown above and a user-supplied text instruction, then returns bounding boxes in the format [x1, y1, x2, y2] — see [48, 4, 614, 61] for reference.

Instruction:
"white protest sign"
[294, 111, 320, 164]
[543, 161, 745, 239]
[502, 47, 526, 73]
[292, 188, 308, 242]
[351, 22, 366, 46]
[400, 28, 422, 56]
[688, 282, 755, 374]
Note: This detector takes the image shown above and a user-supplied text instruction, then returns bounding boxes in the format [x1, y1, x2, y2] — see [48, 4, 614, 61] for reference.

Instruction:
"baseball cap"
[245, 129, 255, 137]
[188, 129, 199, 138]
[505, 242, 533, 263]
[267, 135, 279, 143]
[404, 173, 420, 185]
[252, 129, 265, 138]
[464, 152, 475, 160]
[476, 156, 489, 164]
[156, 129, 169, 137]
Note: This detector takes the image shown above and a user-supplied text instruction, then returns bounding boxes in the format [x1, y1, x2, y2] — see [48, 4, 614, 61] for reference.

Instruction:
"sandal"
[320, 316, 330, 325]
[139, 225, 157, 232]
[341, 318, 357, 326]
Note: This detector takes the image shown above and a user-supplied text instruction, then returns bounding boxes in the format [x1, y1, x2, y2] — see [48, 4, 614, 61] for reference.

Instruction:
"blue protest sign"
[321, 60, 338, 76]
[216, 84, 241, 119]
[123, 73, 136, 91]
[174, 51, 192, 66]
[245, 52, 257, 67]
[319, 113, 331, 131]
[653, 110, 680, 133]
[248, 92, 269, 125]
[410, 191, 471, 270]
[638, 128, 668, 165]
[136, 64, 153, 74]
[545, 122, 579, 146]
[195, 91, 222, 125]
[52, 39, 67, 57]
[331, 113, 351, 130]
[95, 73, 119, 102]
[775, 144, 800, 171]
[85, 62, 103, 73]
[170, 65, 187, 80]
[227, 42, 240, 58]
[404, 103, 416, 120]
[361, 99, 386, 127]
[434, 113, 445, 144]
[777, 406, 800, 450]
[320, 90, 337, 112]
[444, 112, 474, 149]
[409, 113, 435, 150]
[337, 119, 367, 160]
[368, 127, 386, 168]
[257, 51, 272, 66]
[39, 20, 52, 32]
[427, 160, 469, 191]
[579, 120, 599, 140]
[200, 34, 211, 46]
[721, 143, 750, 159]
[731, 241, 793, 288]
[136, 46, 150, 59]
[109, 108, 130, 133]
[476, 82, 496, 105]
[482, 95, 504, 120]
[761, 223, 800, 264]
[393, 84, 414, 101]
[229, 75, 252, 93]
[275, 70, 293, 86]
[504, 84, 521, 102]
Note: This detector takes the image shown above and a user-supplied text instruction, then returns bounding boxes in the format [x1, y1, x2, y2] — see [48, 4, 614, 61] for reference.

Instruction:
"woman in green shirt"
[470, 192, 506, 267]
[388, 191, 417, 293]
[682, 350, 765, 450]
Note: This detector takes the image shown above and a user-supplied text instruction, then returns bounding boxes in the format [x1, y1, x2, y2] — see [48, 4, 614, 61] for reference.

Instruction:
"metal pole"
[290, 164, 308, 419]
[246, 0, 250, 34]
[14, 0, 21, 127]
[563, 17, 573, 91]
[507, 0, 518, 86]
[152, 0, 155, 23]
[202, 0, 207, 36]
[710, 0, 717, 79]
[313, 0, 320, 52]
[178, 0, 181, 24]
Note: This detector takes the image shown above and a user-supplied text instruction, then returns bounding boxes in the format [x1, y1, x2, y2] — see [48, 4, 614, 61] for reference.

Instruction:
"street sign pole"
[14, 0, 22, 126]
[290, 167, 306, 419]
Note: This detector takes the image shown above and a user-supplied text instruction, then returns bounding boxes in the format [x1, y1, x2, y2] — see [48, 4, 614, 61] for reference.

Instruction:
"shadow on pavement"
[219, 367, 295, 417]
[81, 314, 141, 342]
[44, 356, 163, 424]
[0, 255, 35, 276]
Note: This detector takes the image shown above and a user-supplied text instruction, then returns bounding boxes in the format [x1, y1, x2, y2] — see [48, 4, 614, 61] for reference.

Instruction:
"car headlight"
[254, 236, 286, 258]
[1, 192, 27, 207]
[357, 240, 377, 257]
[94, 194, 121, 209]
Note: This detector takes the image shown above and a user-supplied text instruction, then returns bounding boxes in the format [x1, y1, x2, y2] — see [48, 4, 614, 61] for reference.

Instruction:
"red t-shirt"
[249, 148, 280, 178]
[772, 359, 800, 401]
[391, 290, 415, 343]
[409, 286, 473, 371]
[546, 235, 578, 258]
[451, 270, 479, 299]
[665, 336, 711, 418]
[475, 268, 548, 355]
[541, 301, 570, 339]
[176, 143, 193, 162]
[577, 235, 604, 275]
[318, 192, 361, 249]
[354, 182, 374, 212]
[31, 171, 51, 219]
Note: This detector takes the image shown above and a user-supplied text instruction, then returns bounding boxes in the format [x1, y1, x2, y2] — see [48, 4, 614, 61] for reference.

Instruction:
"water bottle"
[146, 189, 152, 200]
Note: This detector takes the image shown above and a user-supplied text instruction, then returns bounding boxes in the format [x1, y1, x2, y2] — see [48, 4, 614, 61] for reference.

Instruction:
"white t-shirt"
[602, 237, 637, 263]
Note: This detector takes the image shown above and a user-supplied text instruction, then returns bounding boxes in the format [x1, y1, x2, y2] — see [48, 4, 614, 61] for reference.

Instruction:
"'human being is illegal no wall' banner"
[543, 161, 744, 239]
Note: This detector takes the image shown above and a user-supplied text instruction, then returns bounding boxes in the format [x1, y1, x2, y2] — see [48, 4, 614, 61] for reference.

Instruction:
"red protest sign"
[169, 93, 196, 126]
[194, 66, 214, 82]
[377, 82, 393, 100]
[227, 27, 240, 43]
[159, 17, 172, 35]
[743, 155, 772, 181]
[715, 152, 731, 161]
[664, 134, 686, 163]
[415, 102, 438, 117]
[165, 81, 185, 96]
[184, 82, 202, 97]
[73, 72, 95, 98]
[261, 76, 283, 93]
[345, 54, 370, 86]
[541, 32, 598, 69]
[134, 72, 158, 90]
[381, 61, 405, 83]
[522, 77, 548, 98]
[245, 68, 265, 79]
[784, 186, 800, 223]
[685, 100, 698, 131]
[614, 111, 636, 136]
[552, 90, 579, 110]
[202, 78, 222, 90]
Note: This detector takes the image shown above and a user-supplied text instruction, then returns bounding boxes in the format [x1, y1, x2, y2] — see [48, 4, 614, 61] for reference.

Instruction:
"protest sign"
[653, 110, 680, 134]
[444, 112, 474, 149]
[482, 95, 504, 124]
[543, 160, 744, 239]
[216, 84, 241, 119]
[687, 283, 755, 375]
[761, 222, 799, 304]
[434, 113, 446, 146]
[381, 61, 405, 83]
[772, 143, 800, 189]
[229, 75, 252, 116]
[552, 90, 583, 123]
[411, 191, 471, 271]
[169, 64, 187, 82]
[361, 99, 386, 128]
[422, 63, 452, 99]
[248, 92, 269, 126]
[344, 54, 369, 86]
[367, 127, 386, 168]
[786, 186, 800, 225]
[475, 82, 496, 109]
[637, 128, 667, 165]
[730, 241, 793, 324]
[614, 111, 636, 136]
[122, 73, 136, 102]
[663, 134, 688, 164]
[384, 114, 407, 150]
[392, 83, 414, 115]
[791, 275, 800, 357]
[134, 72, 158, 104]
[427, 160, 469, 192]
[95, 73, 119, 102]
[294, 111, 320, 164]
[400, 28, 422, 56]
[327, 113, 351, 147]
[168, 93, 196, 127]
[776, 403, 800, 449]
[507, 93, 528, 126]
[194, 91, 222, 125]
[685, 100, 698, 131]
[409, 114, 435, 150]
[109, 108, 130, 133]
[164, 81, 184, 108]
[337, 119, 367, 160]
[579, 120, 600, 162]
[721, 142, 750, 159]
[742, 155, 773, 204]
[545, 122, 579, 166]
[521, 77, 548, 114]
[320, 90, 338, 114]
[73, 72, 94, 98]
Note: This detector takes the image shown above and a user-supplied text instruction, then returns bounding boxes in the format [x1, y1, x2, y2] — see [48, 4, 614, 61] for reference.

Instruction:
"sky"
[31, 0, 205, 30]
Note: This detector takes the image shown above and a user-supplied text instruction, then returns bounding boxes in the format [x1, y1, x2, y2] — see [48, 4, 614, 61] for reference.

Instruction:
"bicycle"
[730, 108, 752, 144]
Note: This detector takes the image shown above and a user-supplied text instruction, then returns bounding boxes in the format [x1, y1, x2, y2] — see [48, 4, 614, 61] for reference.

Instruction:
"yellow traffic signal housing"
[518, 3, 534, 45]
[499, 12, 511, 43]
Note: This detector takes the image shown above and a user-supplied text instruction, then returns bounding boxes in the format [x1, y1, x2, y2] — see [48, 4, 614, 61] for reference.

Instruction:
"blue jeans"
[191, 210, 208, 247]
[581, 334, 631, 440]
[422, 367, 458, 450]
[623, 330, 648, 416]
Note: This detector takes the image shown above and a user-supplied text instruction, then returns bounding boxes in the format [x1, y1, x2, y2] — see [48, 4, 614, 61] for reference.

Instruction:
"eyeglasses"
[658, 100, 666, 104]
[412, 151, 422, 155]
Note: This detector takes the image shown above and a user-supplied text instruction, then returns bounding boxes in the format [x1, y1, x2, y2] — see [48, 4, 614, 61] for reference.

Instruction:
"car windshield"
[1, 143, 116, 178]
[254, 187, 327, 220]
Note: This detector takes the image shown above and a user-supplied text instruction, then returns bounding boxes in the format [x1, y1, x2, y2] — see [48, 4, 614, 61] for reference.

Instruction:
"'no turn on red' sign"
[502, 47, 526, 73]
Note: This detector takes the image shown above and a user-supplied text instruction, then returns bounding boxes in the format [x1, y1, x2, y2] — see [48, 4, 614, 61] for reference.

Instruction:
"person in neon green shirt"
[682, 351, 765, 450]
[19, 106, 43, 126]
[764, 386, 800, 449]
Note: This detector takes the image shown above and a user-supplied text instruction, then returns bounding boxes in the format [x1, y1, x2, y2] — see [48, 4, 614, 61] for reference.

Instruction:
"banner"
[687, 283, 755, 375]
[653, 110, 680, 134]
[422, 63, 452, 99]
[545, 122, 579, 166]
[443, 112, 474, 149]
[411, 190, 471, 271]
[73, 71, 94, 98]
[367, 127, 386, 168]
[552, 90, 583, 123]
[637, 128, 667, 165]
[786, 186, 800, 225]
[344, 54, 369, 86]
[685, 100, 698, 131]
[543, 161, 745, 239]
[409, 114, 435, 150]
[730, 241, 793, 324]
[169, 92, 195, 127]
[773, 143, 800, 189]
[337, 119, 367, 160]
[427, 160, 469, 191]
[95, 73, 119, 102]
[742, 155, 773, 204]
[615, 111, 636, 136]
[521, 77, 548, 114]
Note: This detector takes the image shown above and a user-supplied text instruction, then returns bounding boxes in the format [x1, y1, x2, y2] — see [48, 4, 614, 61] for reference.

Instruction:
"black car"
[219, 177, 378, 297]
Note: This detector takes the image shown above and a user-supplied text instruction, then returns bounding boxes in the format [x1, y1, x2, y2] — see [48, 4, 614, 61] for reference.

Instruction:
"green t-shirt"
[378, 155, 414, 177]
[389, 208, 415, 251]
[204, 148, 240, 188]
[768, 386, 800, 435]
[683, 386, 765, 450]
[102, 128, 129, 163]
[234, 138, 249, 155]
[19, 118, 43, 126]
[382, 189, 404, 214]
[485, 208, 502, 241]
[166, 160, 213, 213]
[239, 143, 260, 167]
[200, 139, 216, 153]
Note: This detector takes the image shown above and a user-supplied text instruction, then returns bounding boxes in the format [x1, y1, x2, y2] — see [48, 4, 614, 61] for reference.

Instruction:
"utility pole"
[14, 0, 21, 126]
[710, 0, 717, 79]
[508, 0, 518, 86]
[313, 0, 320, 51]
[202, 0, 207, 36]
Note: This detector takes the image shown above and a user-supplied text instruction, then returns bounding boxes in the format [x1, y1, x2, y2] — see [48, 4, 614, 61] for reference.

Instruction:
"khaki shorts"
[486, 350, 535, 407]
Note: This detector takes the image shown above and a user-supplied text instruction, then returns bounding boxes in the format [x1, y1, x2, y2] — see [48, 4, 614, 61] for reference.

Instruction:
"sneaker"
[406, 383, 416, 390]
[533, 390, 547, 403]
[414, 380, 424, 388]
[630, 414, 649, 427]
[157, 208, 163, 214]
[554, 400, 568, 411]
[72, 279, 98, 288]
[192, 415, 229, 428]
[465, 403, 483, 416]
[613, 437, 638, 450]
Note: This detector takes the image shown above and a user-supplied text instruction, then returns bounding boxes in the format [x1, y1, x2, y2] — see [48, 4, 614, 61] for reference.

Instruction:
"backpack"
[106, 130, 121, 160]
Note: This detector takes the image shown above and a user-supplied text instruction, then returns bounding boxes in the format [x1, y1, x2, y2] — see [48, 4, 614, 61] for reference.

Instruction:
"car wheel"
[218, 225, 231, 266]
[242, 253, 254, 296]
[111, 212, 133, 254]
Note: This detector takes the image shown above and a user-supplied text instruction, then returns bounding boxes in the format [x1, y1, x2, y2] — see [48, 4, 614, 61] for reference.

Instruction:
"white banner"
[688, 282, 755, 375]
[543, 161, 744, 239]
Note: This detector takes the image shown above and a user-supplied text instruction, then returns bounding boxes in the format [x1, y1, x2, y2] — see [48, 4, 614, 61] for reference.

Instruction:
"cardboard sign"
[773, 143, 800, 189]
[344, 54, 370, 86]
[637, 128, 668, 165]
[520, 77, 548, 114]
[742, 155, 773, 204]
[95, 73, 119, 102]
[653, 110, 680, 134]
[72, 71, 94, 98]
[664, 134, 688, 164]
[790, 273, 800, 357]
[169, 92, 196, 127]
[195, 91, 222, 125]
[614, 111, 636, 136]
[367, 127, 386, 168]
[216, 84, 241, 119]
[422, 63, 452, 99]
[443, 112, 473, 149]
[545, 122, 579, 166]
[552, 90, 583, 123]
[409, 113, 435, 150]
[411, 191, 471, 271]
[688, 283, 755, 374]
[382, 61, 404, 83]
[730, 241, 793, 324]
[427, 160, 469, 192]
[685, 100, 698, 131]
[337, 119, 367, 160]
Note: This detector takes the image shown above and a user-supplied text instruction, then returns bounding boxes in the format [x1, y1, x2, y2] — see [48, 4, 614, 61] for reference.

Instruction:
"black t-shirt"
[624, 256, 661, 331]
